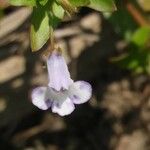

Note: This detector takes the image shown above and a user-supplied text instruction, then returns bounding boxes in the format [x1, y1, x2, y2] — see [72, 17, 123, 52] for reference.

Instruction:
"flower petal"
[52, 98, 75, 116]
[31, 87, 53, 110]
[68, 81, 92, 104]
[47, 51, 73, 91]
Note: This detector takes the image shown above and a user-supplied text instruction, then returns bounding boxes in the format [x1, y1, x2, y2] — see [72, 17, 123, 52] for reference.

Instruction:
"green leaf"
[69, 0, 90, 6]
[132, 27, 150, 48]
[39, 0, 48, 5]
[30, 7, 50, 51]
[88, 0, 116, 11]
[30, 1, 65, 51]
[51, 2, 65, 27]
[10, 0, 36, 6]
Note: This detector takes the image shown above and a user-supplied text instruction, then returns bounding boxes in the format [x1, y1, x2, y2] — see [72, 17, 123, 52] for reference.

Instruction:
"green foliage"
[108, 9, 138, 41]
[30, 6, 50, 51]
[30, 1, 64, 51]
[51, 2, 65, 27]
[89, 0, 116, 11]
[106, 1, 150, 75]
[115, 27, 150, 75]
[39, 0, 49, 6]
[9, 0, 150, 76]
[69, 0, 90, 6]
[132, 27, 150, 48]
[10, 0, 36, 6]
[10, 0, 116, 51]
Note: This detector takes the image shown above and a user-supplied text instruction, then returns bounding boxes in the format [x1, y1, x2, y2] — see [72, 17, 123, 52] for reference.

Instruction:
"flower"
[31, 50, 92, 116]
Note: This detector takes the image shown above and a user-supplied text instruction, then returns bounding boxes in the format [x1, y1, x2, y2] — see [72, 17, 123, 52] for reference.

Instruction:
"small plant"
[107, 1, 150, 75]
[9, 0, 116, 115]
[116, 27, 150, 75]
[10, 0, 116, 51]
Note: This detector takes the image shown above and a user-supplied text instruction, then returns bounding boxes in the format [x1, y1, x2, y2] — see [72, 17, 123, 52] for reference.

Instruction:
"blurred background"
[0, 0, 150, 150]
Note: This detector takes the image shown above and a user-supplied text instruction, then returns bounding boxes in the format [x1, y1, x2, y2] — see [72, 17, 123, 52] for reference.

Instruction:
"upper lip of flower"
[47, 50, 73, 91]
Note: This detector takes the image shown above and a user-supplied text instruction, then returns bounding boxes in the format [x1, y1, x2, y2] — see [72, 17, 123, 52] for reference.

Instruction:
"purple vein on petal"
[68, 81, 92, 104]
[52, 98, 75, 116]
[31, 87, 51, 110]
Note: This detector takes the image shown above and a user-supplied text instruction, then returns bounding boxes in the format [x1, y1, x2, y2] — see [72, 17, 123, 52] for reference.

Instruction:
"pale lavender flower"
[31, 50, 92, 116]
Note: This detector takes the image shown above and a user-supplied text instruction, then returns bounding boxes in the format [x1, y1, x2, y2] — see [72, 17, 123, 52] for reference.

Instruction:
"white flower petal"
[47, 51, 73, 91]
[52, 97, 75, 116]
[68, 81, 92, 104]
[31, 87, 53, 110]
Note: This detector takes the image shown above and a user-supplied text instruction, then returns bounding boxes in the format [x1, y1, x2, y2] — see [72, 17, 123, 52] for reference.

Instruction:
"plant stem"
[125, 1, 149, 26]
